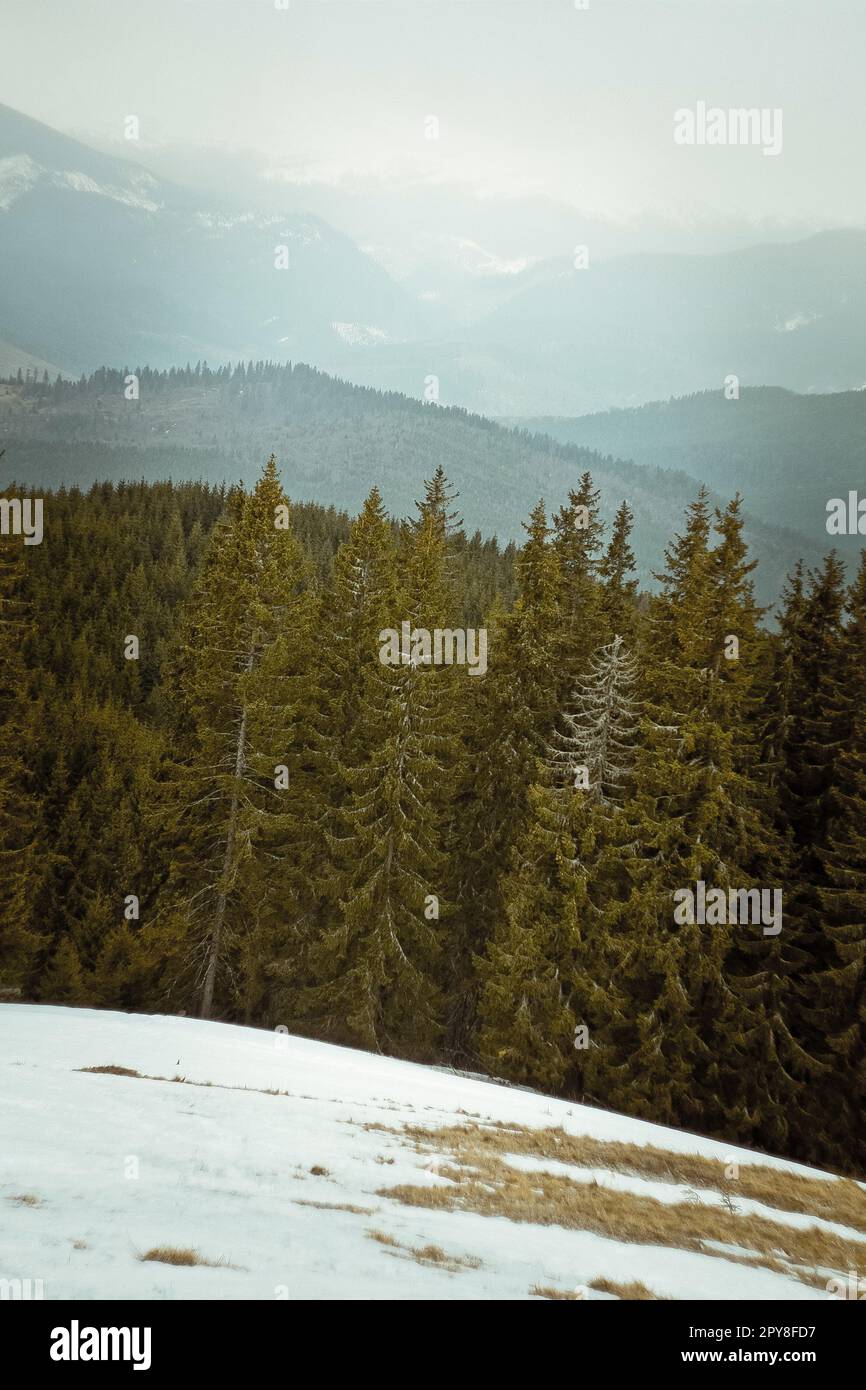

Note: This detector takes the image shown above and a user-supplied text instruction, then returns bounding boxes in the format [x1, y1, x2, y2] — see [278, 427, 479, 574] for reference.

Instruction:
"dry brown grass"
[294, 1200, 374, 1215]
[6, 1193, 42, 1207]
[79, 1064, 142, 1077]
[531, 1284, 584, 1300]
[76, 1066, 292, 1100]
[373, 1121, 866, 1292]
[365, 1229, 481, 1273]
[138, 1246, 238, 1269]
[590, 1277, 671, 1300]
[378, 1120, 866, 1235]
[367, 1229, 400, 1247]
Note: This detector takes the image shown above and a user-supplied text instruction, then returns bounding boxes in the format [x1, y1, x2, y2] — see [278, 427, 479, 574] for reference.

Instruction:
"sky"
[1, 0, 864, 229]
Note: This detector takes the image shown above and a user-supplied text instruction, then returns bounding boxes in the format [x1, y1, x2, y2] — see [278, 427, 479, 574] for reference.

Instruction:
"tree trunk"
[200, 665, 252, 1018]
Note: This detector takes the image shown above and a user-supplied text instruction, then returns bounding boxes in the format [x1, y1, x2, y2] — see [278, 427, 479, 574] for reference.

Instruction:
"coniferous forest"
[1, 455, 864, 1178]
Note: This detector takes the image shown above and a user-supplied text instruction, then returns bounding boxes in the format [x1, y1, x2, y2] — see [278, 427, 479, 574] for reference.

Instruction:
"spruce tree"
[0, 523, 42, 994]
[552, 472, 604, 700]
[479, 632, 642, 1094]
[812, 554, 866, 1166]
[598, 500, 639, 641]
[292, 473, 458, 1056]
[449, 502, 561, 1055]
[152, 458, 318, 1019]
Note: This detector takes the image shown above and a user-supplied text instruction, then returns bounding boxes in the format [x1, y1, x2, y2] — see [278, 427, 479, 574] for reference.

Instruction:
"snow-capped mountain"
[0, 103, 428, 376]
[2, 1005, 863, 1301]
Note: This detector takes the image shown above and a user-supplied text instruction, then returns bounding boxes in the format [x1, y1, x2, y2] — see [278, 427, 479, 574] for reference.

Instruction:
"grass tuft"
[531, 1284, 584, 1300]
[590, 1277, 671, 1300]
[78, 1065, 142, 1077]
[138, 1246, 237, 1269]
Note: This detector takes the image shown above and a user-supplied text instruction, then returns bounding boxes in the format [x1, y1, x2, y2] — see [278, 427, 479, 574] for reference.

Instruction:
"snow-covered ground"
[0, 1005, 860, 1301]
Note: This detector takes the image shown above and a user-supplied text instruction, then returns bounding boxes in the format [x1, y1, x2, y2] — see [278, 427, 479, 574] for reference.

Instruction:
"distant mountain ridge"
[512, 386, 866, 563]
[0, 102, 428, 377]
[304, 229, 866, 417]
[0, 361, 824, 607]
[2, 104, 866, 417]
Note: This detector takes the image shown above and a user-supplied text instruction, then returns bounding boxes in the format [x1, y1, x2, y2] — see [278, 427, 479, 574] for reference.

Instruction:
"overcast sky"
[2, 0, 864, 228]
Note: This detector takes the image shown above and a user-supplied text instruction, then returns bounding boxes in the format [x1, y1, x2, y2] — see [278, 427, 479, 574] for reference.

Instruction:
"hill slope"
[514, 387, 866, 565]
[0, 364, 824, 606]
[2, 1005, 862, 1301]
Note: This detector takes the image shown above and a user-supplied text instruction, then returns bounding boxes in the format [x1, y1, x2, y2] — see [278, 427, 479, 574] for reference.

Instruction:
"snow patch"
[775, 311, 820, 333]
[54, 169, 161, 211]
[0, 154, 41, 210]
[332, 321, 389, 347]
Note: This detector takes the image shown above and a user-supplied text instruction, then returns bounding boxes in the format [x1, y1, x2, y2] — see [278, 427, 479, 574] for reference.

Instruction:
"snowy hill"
[2, 1005, 863, 1302]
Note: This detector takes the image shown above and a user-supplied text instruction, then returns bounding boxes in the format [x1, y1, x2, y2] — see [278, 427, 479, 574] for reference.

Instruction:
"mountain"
[2, 1003, 855, 1301]
[0, 362, 824, 607]
[512, 386, 866, 565]
[273, 229, 866, 419]
[460, 232, 866, 417]
[0, 103, 427, 376]
[5, 104, 866, 421]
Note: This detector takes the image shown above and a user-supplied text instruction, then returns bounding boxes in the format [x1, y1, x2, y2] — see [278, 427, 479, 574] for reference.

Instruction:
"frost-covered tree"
[548, 634, 641, 804]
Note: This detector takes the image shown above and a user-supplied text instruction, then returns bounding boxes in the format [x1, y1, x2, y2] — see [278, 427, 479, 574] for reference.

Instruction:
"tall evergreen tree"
[152, 458, 318, 1019]
[291, 473, 458, 1055]
[0, 522, 42, 993]
[479, 634, 642, 1092]
[812, 554, 866, 1166]
[598, 499, 639, 641]
[449, 502, 561, 1056]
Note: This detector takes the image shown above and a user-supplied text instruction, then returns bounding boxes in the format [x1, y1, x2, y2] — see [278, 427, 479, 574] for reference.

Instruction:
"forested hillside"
[517, 386, 866, 561]
[0, 361, 823, 608]
[1, 460, 863, 1176]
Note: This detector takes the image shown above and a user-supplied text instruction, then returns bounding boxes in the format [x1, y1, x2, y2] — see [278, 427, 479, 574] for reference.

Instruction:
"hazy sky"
[2, 0, 864, 227]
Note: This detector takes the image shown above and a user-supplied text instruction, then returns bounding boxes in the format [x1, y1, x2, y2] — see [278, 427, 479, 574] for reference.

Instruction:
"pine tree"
[0, 523, 42, 994]
[772, 551, 850, 1158]
[39, 936, 86, 1004]
[552, 471, 605, 700]
[152, 458, 318, 1019]
[478, 633, 642, 1091]
[577, 493, 783, 1137]
[812, 554, 866, 1166]
[548, 635, 641, 802]
[598, 500, 639, 641]
[705, 499, 807, 1152]
[270, 486, 401, 1031]
[449, 502, 561, 1056]
[476, 778, 583, 1089]
[291, 473, 458, 1055]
